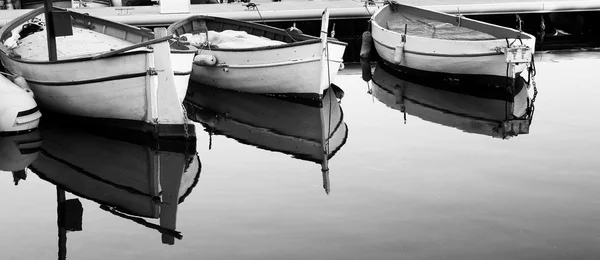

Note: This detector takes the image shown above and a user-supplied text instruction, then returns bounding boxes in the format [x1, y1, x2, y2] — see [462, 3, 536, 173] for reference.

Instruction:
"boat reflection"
[0, 130, 42, 185]
[184, 82, 348, 194]
[28, 118, 201, 245]
[371, 62, 536, 139]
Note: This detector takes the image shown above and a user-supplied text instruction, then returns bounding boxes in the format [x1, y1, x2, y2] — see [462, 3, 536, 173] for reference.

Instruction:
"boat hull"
[371, 4, 536, 84]
[167, 15, 347, 100]
[171, 51, 194, 101]
[1, 52, 151, 121]
[190, 42, 345, 100]
[0, 7, 197, 139]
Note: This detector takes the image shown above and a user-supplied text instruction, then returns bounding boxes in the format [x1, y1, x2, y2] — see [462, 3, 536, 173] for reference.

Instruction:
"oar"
[91, 34, 174, 60]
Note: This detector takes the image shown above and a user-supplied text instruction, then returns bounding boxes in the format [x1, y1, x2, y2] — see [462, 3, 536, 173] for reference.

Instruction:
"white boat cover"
[180, 30, 285, 49]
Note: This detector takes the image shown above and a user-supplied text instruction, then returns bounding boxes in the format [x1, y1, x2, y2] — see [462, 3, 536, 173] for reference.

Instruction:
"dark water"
[1, 51, 600, 260]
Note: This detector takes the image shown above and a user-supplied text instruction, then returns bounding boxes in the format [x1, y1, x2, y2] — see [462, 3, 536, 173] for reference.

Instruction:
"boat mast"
[43, 0, 57, 61]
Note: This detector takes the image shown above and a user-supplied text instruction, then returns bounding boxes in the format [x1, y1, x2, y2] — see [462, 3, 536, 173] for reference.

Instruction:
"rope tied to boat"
[244, 3, 267, 25]
[456, 7, 462, 27]
[515, 14, 523, 33]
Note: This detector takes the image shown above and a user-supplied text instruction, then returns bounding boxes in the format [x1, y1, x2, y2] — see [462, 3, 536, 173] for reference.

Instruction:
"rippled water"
[1, 51, 600, 260]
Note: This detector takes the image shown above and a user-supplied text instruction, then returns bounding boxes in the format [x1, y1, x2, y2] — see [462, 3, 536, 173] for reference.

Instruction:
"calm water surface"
[1, 51, 600, 260]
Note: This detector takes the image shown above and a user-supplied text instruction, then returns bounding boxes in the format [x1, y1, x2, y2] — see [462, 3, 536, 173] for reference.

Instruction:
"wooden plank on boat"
[91, 34, 174, 60]
[152, 27, 185, 125]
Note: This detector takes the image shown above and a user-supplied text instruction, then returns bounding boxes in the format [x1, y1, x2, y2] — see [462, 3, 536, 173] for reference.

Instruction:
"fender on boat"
[193, 54, 217, 66]
[0, 75, 41, 133]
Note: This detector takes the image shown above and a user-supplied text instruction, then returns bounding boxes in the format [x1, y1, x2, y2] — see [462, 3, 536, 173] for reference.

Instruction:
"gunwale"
[0, 6, 195, 64]
[372, 3, 535, 42]
[167, 15, 348, 52]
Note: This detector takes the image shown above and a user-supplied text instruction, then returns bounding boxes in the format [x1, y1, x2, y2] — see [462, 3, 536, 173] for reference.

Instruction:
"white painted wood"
[371, 4, 536, 78]
[152, 27, 185, 125]
[319, 8, 330, 95]
[0, 9, 195, 128]
[190, 41, 345, 97]
[170, 51, 194, 102]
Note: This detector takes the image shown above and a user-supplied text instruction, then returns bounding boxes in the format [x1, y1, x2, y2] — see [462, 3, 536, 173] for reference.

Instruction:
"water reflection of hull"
[0, 129, 42, 172]
[372, 63, 535, 138]
[29, 119, 200, 244]
[185, 82, 348, 163]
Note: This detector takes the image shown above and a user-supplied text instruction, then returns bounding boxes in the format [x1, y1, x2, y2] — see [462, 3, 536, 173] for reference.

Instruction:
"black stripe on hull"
[24, 72, 148, 86]
[16, 106, 39, 117]
[374, 39, 502, 58]
[174, 71, 192, 76]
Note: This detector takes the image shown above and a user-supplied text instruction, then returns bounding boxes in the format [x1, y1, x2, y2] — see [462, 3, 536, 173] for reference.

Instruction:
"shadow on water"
[370, 62, 538, 139]
[183, 81, 349, 194]
[0, 115, 202, 258]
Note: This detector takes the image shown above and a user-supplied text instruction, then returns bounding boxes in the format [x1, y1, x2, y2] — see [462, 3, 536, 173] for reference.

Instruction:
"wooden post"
[57, 187, 67, 260]
[44, 0, 57, 61]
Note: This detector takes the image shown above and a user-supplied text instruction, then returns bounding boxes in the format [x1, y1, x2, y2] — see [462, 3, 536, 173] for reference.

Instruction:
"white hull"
[190, 41, 345, 98]
[1, 52, 153, 121]
[0, 8, 196, 138]
[171, 51, 194, 101]
[371, 4, 535, 79]
[168, 12, 347, 100]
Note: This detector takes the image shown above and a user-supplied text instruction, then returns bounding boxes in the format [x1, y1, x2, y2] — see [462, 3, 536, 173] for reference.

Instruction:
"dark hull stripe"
[0, 50, 150, 65]
[25, 72, 147, 86]
[18, 147, 41, 155]
[374, 38, 502, 58]
[16, 106, 39, 117]
[174, 71, 192, 76]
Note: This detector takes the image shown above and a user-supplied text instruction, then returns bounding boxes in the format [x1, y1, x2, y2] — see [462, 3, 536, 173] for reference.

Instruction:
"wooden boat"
[371, 62, 535, 139]
[184, 82, 348, 193]
[29, 118, 200, 244]
[167, 9, 347, 100]
[370, 2, 536, 86]
[0, 7, 196, 139]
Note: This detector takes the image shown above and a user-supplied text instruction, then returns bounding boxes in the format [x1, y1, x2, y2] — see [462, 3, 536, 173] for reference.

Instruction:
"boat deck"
[14, 27, 132, 61]
[385, 13, 496, 40]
